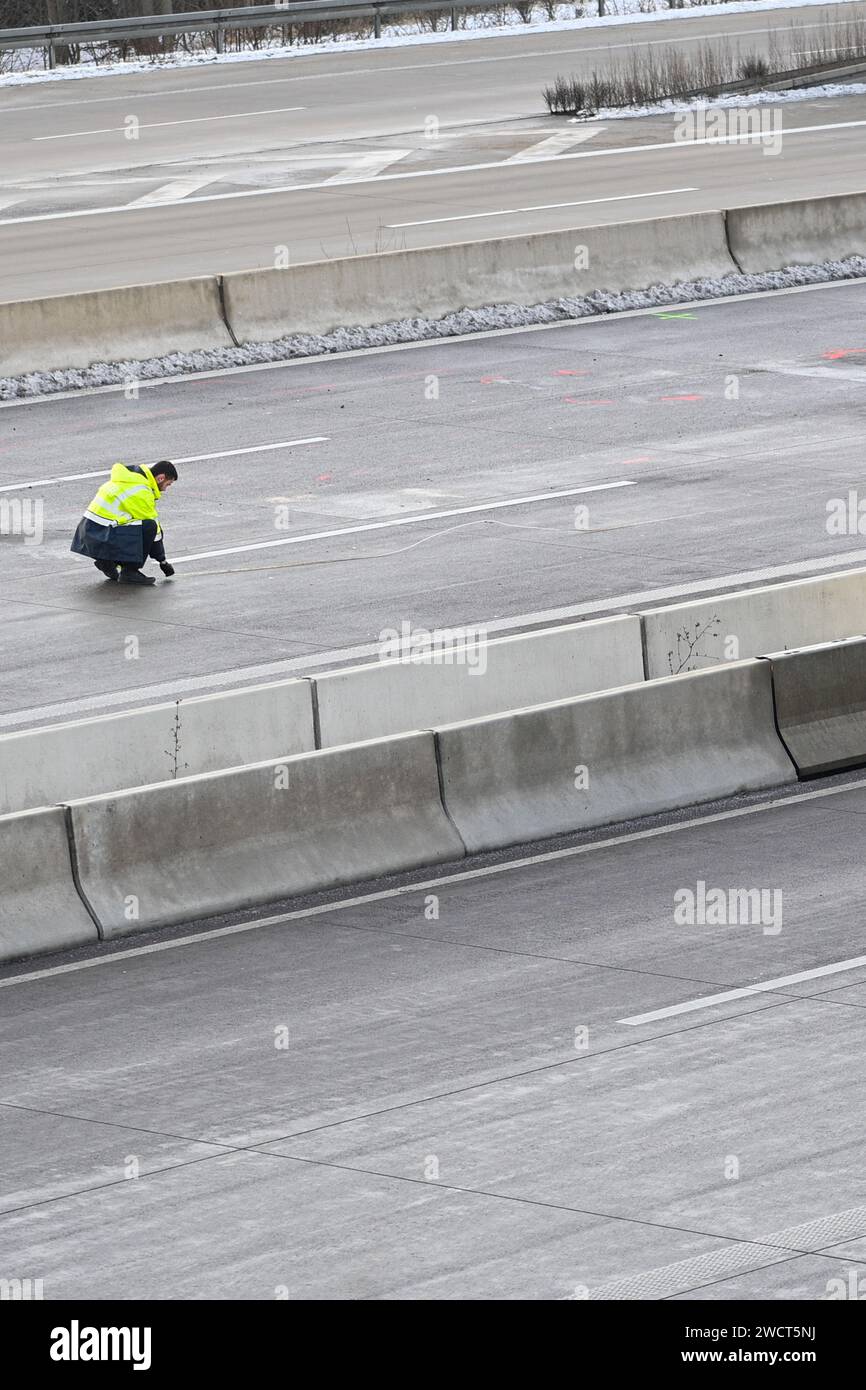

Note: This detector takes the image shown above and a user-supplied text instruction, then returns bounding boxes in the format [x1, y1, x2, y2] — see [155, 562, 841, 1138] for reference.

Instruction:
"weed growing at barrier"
[543, 17, 866, 112]
[666, 616, 723, 674]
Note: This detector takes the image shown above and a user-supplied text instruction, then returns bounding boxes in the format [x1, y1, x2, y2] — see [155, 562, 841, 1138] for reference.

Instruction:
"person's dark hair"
[152, 460, 178, 481]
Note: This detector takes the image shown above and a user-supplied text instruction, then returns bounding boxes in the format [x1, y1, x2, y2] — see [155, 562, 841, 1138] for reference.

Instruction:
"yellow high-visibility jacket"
[84, 463, 162, 537]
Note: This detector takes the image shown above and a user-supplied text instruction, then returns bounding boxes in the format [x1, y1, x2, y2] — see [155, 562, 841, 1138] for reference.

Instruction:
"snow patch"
[581, 80, 866, 119]
[2, 257, 864, 401]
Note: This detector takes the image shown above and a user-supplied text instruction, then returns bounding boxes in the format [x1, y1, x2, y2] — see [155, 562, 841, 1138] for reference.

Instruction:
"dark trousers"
[120, 519, 165, 572]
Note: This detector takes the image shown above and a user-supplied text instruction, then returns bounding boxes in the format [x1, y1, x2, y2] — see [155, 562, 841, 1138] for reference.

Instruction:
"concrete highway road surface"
[1, 1, 865, 297]
[0, 276, 864, 730]
[2, 771, 866, 1298]
[3, 2, 866, 1311]
[7, 4, 863, 172]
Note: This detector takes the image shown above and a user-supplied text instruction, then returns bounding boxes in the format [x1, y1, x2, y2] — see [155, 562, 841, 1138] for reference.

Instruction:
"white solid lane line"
[0, 437, 329, 494]
[10, 76, 317, 112]
[390, 186, 698, 227]
[4, 118, 861, 226]
[171, 480, 636, 564]
[2, 777, 865, 990]
[33, 106, 306, 140]
[621, 955, 866, 1027]
[175, 438, 329, 463]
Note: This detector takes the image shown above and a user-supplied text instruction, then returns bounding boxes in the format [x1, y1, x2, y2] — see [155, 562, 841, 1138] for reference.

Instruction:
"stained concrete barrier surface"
[68, 733, 465, 936]
[313, 616, 644, 748]
[222, 212, 735, 343]
[762, 637, 866, 775]
[0, 807, 98, 962]
[437, 660, 796, 853]
[640, 568, 866, 680]
[0, 678, 315, 815]
[0, 276, 232, 378]
[727, 191, 866, 273]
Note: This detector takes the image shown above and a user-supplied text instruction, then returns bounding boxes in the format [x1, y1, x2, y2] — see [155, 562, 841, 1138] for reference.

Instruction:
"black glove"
[160, 561, 175, 577]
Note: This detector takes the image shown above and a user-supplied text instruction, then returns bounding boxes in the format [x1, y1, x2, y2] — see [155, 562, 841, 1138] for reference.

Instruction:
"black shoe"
[118, 570, 156, 586]
[94, 560, 119, 582]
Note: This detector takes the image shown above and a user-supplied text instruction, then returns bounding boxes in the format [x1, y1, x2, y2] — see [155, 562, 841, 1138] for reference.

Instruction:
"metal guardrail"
[0, 1, 577, 67]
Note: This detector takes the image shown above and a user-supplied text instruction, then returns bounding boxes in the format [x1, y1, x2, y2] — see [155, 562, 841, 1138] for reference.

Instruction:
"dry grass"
[544, 16, 866, 113]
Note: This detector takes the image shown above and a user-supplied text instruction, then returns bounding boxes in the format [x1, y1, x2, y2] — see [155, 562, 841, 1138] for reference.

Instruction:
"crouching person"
[71, 460, 177, 586]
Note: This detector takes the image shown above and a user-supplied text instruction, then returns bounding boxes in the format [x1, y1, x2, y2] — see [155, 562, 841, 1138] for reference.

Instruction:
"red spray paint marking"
[479, 375, 510, 384]
[622, 456, 652, 464]
[822, 349, 866, 360]
[660, 394, 704, 402]
[554, 369, 590, 376]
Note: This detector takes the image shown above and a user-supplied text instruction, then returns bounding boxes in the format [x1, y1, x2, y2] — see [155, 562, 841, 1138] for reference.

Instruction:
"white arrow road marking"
[507, 126, 603, 161]
[125, 173, 230, 208]
[324, 149, 413, 183]
[6, 119, 864, 226]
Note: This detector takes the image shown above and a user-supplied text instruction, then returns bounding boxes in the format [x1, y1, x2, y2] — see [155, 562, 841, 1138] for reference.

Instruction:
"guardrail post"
[215, 23, 225, 54]
[47, 39, 57, 70]
[598, 0, 605, 14]
[450, 7, 457, 28]
[374, 8, 381, 39]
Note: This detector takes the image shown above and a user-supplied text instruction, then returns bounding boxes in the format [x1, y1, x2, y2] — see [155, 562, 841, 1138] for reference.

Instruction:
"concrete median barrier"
[727, 192, 866, 273]
[67, 732, 465, 936]
[222, 212, 735, 342]
[0, 807, 98, 962]
[762, 637, 866, 776]
[314, 615, 643, 749]
[640, 568, 866, 681]
[9, 193, 861, 377]
[4, 193, 863, 379]
[437, 660, 796, 853]
[0, 679, 315, 816]
[0, 276, 233, 378]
